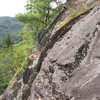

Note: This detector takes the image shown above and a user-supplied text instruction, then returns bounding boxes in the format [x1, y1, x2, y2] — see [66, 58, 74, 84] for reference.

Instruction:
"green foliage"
[16, 0, 63, 50]
[0, 40, 34, 95]
[12, 31, 34, 73]
[1, 34, 14, 48]
[0, 24, 34, 95]
[0, 48, 15, 94]
[16, 0, 64, 46]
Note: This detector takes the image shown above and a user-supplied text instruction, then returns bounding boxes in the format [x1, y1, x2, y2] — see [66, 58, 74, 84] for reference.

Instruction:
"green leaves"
[2, 34, 14, 48]
[16, 13, 46, 25]
[16, 0, 64, 49]
[16, 0, 62, 30]
[0, 48, 15, 94]
[0, 32, 34, 95]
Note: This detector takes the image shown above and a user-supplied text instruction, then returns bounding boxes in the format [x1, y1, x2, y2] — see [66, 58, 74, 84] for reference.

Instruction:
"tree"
[2, 34, 14, 48]
[16, 0, 64, 49]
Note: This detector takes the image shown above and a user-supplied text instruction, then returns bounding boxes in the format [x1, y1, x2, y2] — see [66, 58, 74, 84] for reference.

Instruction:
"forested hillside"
[0, 16, 24, 44]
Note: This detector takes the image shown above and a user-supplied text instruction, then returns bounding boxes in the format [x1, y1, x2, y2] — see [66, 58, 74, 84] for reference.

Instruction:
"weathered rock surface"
[84, 0, 98, 5]
[1, 77, 23, 100]
[27, 5, 100, 100]
[1, 2, 100, 100]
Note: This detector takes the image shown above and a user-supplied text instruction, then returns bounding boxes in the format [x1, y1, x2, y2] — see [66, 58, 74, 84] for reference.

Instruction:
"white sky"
[0, 0, 27, 17]
[51, 0, 66, 8]
[0, 0, 66, 17]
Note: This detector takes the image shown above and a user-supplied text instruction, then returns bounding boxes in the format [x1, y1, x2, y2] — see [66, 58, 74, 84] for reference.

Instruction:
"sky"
[0, 0, 27, 17]
[51, 0, 66, 8]
[0, 0, 66, 17]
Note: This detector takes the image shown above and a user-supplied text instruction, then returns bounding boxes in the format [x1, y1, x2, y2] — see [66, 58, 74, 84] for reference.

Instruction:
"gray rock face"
[1, 78, 23, 100]
[27, 5, 100, 100]
[0, 95, 3, 100]
[83, 0, 98, 5]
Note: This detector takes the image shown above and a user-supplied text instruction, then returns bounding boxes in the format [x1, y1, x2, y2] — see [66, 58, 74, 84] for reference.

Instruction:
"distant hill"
[0, 16, 24, 44]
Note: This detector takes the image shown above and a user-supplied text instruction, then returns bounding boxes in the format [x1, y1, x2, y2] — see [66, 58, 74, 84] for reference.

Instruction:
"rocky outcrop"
[27, 5, 100, 100]
[1, 2, 100, 100]
[1, 77, 23, 100]
[84, 0, 98, 5]
[0, 95, 3, 100]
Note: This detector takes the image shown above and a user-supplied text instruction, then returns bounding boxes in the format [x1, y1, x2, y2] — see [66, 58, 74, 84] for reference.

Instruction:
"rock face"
[27, 5, 100, 100]
[1, 3, 100, 100]
[1, 77, 23, 100]
[84, 0, 98, 5]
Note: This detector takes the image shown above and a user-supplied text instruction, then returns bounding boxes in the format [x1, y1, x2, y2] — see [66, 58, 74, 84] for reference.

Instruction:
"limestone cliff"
[1, 0, 100, 100]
